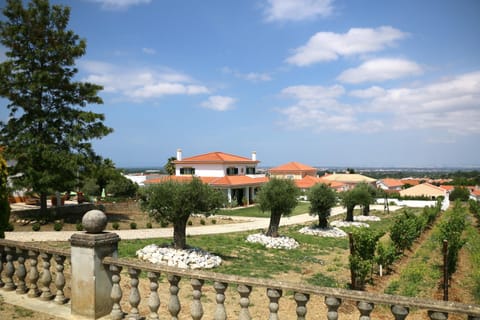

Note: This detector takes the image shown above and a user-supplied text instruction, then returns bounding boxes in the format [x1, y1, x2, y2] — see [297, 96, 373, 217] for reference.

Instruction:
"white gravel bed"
[330, 221, 370, 228]
[298, 226, 347, 237]
[136, 244, 222, 269]
[246, 233, 299, 249]
[354, 215, 381, 222]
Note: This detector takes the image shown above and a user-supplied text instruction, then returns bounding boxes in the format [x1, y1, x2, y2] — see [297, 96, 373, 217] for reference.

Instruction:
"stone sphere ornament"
[82, 209, 108, 233]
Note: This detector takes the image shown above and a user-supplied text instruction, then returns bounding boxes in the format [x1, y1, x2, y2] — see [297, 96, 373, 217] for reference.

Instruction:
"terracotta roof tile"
[379, 178, 405, 188]
[270, 162, 317, 173]
[174, 151, 258, 164]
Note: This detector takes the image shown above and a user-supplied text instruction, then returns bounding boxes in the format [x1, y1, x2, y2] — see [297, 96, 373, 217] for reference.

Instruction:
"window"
[226, 167, 239, 176]
[179, 167, 195, 175]
[246, 167, 256, 174]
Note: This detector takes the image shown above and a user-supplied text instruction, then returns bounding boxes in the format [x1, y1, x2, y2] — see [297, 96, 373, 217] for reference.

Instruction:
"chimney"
[251, 151, 256, 161]
[176, 148, 182, 161]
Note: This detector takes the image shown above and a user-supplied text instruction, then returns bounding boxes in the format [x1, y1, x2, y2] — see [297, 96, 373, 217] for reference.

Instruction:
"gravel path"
[5, 205, 399, 242]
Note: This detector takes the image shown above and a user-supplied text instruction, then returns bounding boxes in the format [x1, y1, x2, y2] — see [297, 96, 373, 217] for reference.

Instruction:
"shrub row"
[437, 200, 467, 277]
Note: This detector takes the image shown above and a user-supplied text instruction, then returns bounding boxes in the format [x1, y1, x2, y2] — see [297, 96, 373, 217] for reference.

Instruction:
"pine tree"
[0, 0, 112, 214]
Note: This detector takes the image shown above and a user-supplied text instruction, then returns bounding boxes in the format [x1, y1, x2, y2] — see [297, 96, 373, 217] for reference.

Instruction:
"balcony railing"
[1, 236, 480, 320]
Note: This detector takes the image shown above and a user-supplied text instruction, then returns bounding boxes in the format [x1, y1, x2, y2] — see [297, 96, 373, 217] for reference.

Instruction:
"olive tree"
[257, 178, 299, 237]
[140, 177, 225, 249]
[308, 183, 337, 228]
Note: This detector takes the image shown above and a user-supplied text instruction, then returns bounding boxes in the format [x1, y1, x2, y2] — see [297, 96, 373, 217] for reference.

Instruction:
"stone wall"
[10, 203, 96, 222]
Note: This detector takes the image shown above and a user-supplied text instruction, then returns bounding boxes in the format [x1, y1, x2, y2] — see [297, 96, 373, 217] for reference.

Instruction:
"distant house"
[269, 162, 317, 180]
[399, 183, 447, 199]
[471, 189, 480, 201]
[376, 178, 405, 192]
[145, 149, 267, 206]
[321, 173, 376, 190]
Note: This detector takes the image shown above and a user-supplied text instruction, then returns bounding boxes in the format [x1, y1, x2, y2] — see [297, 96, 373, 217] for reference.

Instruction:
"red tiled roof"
[174, 151, 258, 164]
[401, 179, 421, 186]
[379, 178, 404, 188]
[144, 175, 268, 188]
[439, 185, 455, 191]
[269, 162, 316, 173]
[295, 176, 345, 190]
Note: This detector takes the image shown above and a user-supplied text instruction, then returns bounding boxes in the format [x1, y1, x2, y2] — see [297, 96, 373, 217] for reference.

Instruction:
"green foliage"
[140, 177, 226, 248]
[257, 178, 300, 237]
[449, 186, 471, 201]
[340, 183, 375, 221]
[106, 173, 138, 198]
[308, 183, 337, 228]
[469, 199, 480, 216]
[349, 227, 383, 289]
[187, 220, 193, 226]
[146, 222, 152, 229]
[164, 156, 176, 175]
[112, 221, 119, 230]
[375, 242, 397, 274]
[200, 218, 206, 225]
[0, 0, 112, 214]
[130, 222, 137, 229]
[211, 219, 217, 225]
[53, 221, 63, 231]
[32, 222, 41, 231]
[75, 222, 84, 231]
[389, 210, 423, 253]
[308, 273, 338, 287]
[437, 201, 467, 277]
[0, 152, 10, 238]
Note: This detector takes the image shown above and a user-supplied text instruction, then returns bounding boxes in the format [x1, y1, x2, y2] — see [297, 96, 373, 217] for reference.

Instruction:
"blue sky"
[1, 0, 480, 168]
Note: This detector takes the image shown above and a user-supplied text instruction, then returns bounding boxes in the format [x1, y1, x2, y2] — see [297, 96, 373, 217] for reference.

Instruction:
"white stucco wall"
[176, 163, 256, 177]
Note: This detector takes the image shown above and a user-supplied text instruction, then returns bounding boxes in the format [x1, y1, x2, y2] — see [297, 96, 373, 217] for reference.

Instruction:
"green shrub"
[308, 273, 337, 287]
[200, 219, 206, 225]
[211, 219, 217, 225]
[146, 222, 152, 229]
[390, 210, 421, 253]
[76, 223, 84, 231]
[53, 221, 63, 231]
[375, 242, 397, 274]
[32, 222, 41, 231]
[112, 222, 120, 230]
[5, 223, 14, 232]
[130, 222, 137, 229]
[349, 228, 383, 289]
[160, 221, 169, 228]
[187, 220, 193, 226]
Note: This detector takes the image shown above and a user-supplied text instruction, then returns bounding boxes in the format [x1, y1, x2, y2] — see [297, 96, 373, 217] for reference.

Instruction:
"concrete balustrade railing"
[1, 235, 480, 319]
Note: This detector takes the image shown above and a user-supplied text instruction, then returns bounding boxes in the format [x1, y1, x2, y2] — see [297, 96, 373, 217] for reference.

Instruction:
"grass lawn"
[218, 201, 310, 217]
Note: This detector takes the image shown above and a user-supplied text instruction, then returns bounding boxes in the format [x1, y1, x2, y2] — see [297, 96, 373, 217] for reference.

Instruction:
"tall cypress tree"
[0, 0, 112, 215]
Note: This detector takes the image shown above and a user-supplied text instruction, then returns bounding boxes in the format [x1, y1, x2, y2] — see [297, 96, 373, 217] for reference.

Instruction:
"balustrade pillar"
[168, 274, 181, 320]
[39, 252, 53, 300]
[128, 267, 141, 320]
[267, 288, 282, 320]
[237, 284, 252, 320]
[110, 264, 124, 320]
[27, 250, 40, 297]
[191, 278, 204, 320]
[15, 248, 27, 294]
[147, 271, 160, 320]
[357, 301, 374, 320]
[391, 305, 409, 320]
[4, 246, 16, 291]
[54, 255, 67, 304]
[294, 292, 310, 320]
[214, 281, 228, 320]
[428, 310, 448, 320]
[69, 213, 120, 319]
[325, 296, 341, 320]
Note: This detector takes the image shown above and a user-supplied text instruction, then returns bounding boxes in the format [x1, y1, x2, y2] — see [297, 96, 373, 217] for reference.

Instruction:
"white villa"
[146, 149, 267, 205]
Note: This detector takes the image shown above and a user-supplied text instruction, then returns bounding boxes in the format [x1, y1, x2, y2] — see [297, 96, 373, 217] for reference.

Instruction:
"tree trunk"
[40, 193, 48, 217]
[346, 205, 354, 222]
[266, 212, 282, 237]
[173, 218, 187, 249]
[362, 204, 370, 216]
[318, 213, 328, 229]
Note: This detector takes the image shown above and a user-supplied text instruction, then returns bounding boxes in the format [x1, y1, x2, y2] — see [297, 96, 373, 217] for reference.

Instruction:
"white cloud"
[264, 0, 334, 22]
[338, 58, 423, 83]
[89, 0, 151, 10]
[81, 60, 209, 101]
[142, 47, 156, 55]
[286, 26, 407, 66]
[277, 71, 480, 135]
[201, 96, 236, 111]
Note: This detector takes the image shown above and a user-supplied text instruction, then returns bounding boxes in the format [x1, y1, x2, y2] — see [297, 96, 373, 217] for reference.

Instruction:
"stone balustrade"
[1, 236, 480, 319]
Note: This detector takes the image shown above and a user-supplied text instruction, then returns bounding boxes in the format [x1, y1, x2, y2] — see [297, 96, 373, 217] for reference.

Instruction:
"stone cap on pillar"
[70, 232, 120, 248]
